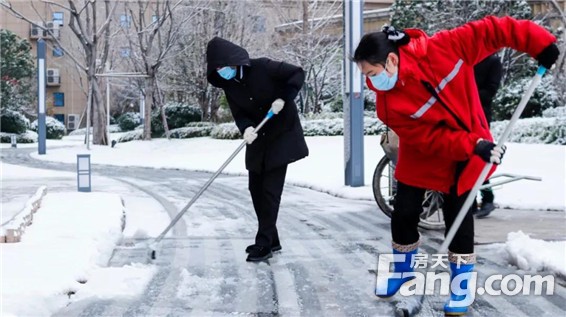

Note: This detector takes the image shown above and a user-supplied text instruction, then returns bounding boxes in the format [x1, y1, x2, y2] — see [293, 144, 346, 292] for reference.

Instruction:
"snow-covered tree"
[271, 0, 343, 114]
[0, 30, 35, 116]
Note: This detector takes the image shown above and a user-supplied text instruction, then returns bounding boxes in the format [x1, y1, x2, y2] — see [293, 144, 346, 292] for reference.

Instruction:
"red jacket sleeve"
[436, 15, 556, 66]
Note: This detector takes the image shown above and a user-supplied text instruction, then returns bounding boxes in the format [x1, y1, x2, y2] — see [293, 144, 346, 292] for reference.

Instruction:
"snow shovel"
[148, 102, 284, 260]
[438, 66, 547, 253]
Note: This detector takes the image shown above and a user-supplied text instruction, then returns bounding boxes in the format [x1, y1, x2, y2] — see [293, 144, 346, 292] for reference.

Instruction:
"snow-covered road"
[3, 147, 565, 316]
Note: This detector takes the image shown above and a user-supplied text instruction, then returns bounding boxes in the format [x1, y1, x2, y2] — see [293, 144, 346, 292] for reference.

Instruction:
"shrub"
[30, 116, 66, 139]
[0, 110, 29, 134]
[493, 76, 560, 121]
[118, 112, 142, 131]
[210, 123, 242, 139]
[151, 102, 202, 135]
[0, 130, 37, 143]
[301, 117, 384, 136]
[491, 117, 566, 145]
[542, 106, 566, 118]
[169, 126, 213, 139]
[117, 129, 143, 143]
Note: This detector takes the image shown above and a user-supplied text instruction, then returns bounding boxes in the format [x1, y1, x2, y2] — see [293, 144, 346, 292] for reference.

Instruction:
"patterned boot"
[444, 252, 476, 316]
[375, 240, 419, 298]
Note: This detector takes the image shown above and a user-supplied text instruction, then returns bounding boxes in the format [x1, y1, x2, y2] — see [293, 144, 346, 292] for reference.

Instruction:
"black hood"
[206, 37, 250, 87]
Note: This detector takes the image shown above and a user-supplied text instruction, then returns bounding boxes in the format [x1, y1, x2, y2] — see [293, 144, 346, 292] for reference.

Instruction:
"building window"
[52, 12, 64, 26]
[152, 15, 159, 23]
[54, 92, 65, 107]
[53, 45, 64, 57]
[120, 14, 131, 28]
[251, 16, 266, 33]
[120, 47, 130, 57]
[54, 114, 65, 124]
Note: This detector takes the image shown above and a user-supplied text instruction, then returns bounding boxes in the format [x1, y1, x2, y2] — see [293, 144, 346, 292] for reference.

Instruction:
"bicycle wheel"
[372, 156, 445, 230]
[372, 156, 396, 218]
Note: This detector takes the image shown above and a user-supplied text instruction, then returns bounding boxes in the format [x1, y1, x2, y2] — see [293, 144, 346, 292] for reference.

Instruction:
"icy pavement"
[2, 147, 565, 317]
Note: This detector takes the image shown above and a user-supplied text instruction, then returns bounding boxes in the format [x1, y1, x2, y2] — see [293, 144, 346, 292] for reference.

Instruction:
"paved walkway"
[474, 208, 566, 244]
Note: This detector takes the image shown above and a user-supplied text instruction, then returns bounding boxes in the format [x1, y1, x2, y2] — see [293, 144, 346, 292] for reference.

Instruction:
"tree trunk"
[143, 77, 155, 140]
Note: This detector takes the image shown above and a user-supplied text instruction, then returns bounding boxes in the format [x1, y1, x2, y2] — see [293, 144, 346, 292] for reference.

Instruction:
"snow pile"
[1, 192, 128, 316]
[505, 231, 566, 278]
[491, 117, 566, 145]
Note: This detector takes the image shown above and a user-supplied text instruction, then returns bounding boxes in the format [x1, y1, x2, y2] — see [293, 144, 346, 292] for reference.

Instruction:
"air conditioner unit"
[30, 23, 43, 39]
[67, 114, 80, 130]
[45, 21, 60, 39]
[46, 68, 61, 86]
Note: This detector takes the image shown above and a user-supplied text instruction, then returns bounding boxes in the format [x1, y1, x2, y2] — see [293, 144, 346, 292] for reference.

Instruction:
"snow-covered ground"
[1, 134, 564, 316]
[18, 134, 566, 211]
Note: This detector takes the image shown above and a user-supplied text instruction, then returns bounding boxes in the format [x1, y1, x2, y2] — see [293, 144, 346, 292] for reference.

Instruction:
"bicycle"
[372, 155, 446, 230]
[371, 154, 542, 231]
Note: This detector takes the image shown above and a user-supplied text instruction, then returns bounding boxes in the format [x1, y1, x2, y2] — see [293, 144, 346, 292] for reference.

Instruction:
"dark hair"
[352, 28, 410, 65]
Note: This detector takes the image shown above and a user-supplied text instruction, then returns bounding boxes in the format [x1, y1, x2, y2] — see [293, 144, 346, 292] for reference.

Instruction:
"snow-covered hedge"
[491, 117, 566, 145]
[0, 110, 30, 134]
[302, 117, 385, 136]
[493, 76, 560, 121]
[68, 125, 121, 136]
[210, 123, 241, 140]
[0, 130, 37, 143]
[151, 103, 202, 135]
[30, 116, 66, 139]
[542, 106, 566, 118]
[116, 129, 144, 143]
[169, 125, 214, 139]
[118, 112, 142, 131]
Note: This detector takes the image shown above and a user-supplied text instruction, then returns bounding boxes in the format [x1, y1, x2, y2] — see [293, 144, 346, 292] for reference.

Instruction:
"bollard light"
[77, 154, 91, 192]
[11, 134, 17, 148]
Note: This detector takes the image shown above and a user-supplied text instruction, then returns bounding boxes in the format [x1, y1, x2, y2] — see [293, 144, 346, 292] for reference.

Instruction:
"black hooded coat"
[206, 37, 309, 172]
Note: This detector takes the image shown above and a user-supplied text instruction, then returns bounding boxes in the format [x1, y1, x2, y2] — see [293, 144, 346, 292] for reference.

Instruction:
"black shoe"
[245, 244, 282, 253]
[476, 202, 495, 218]
[246, 246, 273, 262]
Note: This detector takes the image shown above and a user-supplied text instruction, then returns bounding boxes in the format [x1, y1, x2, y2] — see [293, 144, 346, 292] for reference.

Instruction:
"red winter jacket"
[367, 16, 556, 195]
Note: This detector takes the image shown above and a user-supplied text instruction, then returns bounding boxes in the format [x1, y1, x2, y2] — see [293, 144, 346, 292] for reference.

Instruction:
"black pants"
[249, 164, 288, 247]
[391, 181, 475, 254]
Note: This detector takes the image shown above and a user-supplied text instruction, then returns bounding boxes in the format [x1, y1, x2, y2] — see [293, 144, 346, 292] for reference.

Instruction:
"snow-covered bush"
[493, 76, 560, 121]
[151, 102, 202, 135]
[30, 116, 66, 139]
[0, 130, 37, 143]
[301, 117, 384, 136]
[542, 106, 566, 118]
[69, 127, 92, 136]
[169, 126, 213, 139]
[0, 110, 29, 134]
[491, 117, 566, 145]
[117, 129, 143, 143]
[210, 123, 241, 140]
[302, 119, 343, 136]
[117, 112, 142, 132]
[108, 124, 122, 133]
[300, 111, 377, 121]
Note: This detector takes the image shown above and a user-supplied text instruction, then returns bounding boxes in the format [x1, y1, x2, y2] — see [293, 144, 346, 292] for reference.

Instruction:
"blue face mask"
[217, 66, 237, 80]
[369, 61, 398, 91]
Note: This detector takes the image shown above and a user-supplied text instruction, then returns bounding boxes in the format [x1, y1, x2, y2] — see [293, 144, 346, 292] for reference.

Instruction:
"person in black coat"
[206, 37, 309, 262]
[474, 53, 503, 218]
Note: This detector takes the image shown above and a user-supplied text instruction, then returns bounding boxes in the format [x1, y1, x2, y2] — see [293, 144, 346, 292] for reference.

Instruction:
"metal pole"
[106, 62, 111, 146]
[37, 39, 46, 155]
[343, 0, 364, 186]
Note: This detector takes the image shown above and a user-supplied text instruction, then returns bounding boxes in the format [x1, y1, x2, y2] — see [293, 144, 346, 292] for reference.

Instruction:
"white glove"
[271, 98, 285, 114]
[243, 126, 258, 144]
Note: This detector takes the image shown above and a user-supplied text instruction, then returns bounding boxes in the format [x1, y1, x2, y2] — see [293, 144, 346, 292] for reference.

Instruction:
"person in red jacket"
[353, 16, 559, 315]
